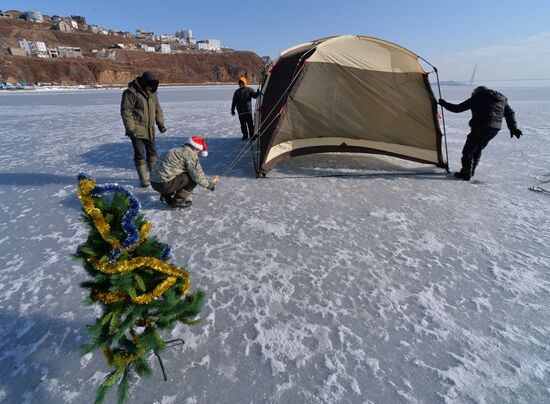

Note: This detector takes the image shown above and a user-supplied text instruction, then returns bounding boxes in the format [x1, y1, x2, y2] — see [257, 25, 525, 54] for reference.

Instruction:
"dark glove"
[207, 181, 215, 192]
[126, 131, 135, 138]
[158, 125, 167, 133]
[231, 111, 235, 116]
[510, 129, 523, 139]
[438, 98, 445, 105]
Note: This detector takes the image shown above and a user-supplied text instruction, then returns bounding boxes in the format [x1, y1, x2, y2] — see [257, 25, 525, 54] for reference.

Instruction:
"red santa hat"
[188, 136, 208, 157]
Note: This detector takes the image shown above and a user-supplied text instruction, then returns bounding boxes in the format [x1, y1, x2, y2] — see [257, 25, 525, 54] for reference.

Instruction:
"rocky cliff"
[0, 16, 266, 85]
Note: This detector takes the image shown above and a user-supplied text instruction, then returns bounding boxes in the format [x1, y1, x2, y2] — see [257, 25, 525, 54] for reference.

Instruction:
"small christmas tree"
[74, 174, 206, 404]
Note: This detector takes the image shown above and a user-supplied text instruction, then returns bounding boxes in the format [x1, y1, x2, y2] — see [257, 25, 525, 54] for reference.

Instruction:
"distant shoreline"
[0, 82, 264, 93]
[1, 83, 547, 94]
[0, 82, 257, 93]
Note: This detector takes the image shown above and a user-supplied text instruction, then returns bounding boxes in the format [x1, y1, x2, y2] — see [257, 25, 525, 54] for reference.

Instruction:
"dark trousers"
[238, 113, 254, 139]
[130, 135, 157, 165]
[461, 127, 500, 176]
[151, 172, 197, 196]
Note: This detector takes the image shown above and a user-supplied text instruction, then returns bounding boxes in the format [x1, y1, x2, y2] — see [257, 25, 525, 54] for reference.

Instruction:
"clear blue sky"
[2, 0, 550, 82]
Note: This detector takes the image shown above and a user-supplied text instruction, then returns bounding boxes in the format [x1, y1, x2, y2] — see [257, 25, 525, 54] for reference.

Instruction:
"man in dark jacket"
[121, 71, 167, 187]
[439, 86, 523, 180]
[231, 76, 260, 140]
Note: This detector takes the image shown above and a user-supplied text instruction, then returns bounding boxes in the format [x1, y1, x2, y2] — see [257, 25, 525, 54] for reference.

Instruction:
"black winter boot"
[170, 199, 192, 209]
[160, 193, 173, 205]
[454, 169, 471, 181]
[471, 160, 479, 178]
[169, 189, 192, 209]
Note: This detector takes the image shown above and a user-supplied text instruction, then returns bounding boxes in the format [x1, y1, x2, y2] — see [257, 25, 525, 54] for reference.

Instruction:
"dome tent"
[252, 35, 448, 176]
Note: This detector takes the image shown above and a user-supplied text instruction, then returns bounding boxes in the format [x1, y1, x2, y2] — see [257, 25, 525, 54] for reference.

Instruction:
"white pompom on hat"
[188, 136, 208, 157]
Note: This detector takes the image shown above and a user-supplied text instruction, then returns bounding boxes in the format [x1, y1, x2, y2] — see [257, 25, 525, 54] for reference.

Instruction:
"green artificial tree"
[74, 174, 206, 404]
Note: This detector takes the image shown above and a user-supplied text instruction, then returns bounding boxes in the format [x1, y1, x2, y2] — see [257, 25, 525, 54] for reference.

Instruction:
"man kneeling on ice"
[150, 136, 216, 208]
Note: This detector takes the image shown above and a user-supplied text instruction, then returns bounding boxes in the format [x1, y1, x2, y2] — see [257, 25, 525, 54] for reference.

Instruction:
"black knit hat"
[140, 71, 158, 82]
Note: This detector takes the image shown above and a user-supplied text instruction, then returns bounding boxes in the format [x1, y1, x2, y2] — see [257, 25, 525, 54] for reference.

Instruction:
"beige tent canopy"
[253, 35, 448, 176]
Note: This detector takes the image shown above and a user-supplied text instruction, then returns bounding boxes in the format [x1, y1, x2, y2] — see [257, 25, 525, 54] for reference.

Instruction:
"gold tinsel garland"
[103, 345, 145, 368]
[87, 257, 190, 304]
[77, 177, 153, 253]
[78, 178, 122, 249]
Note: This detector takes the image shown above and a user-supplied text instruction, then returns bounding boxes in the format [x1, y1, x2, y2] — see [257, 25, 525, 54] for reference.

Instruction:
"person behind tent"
[150, 136, 216, 209]
[439, 86, 523, 181]
[231, 76, 260, 140]
[120, 71, 167, 187]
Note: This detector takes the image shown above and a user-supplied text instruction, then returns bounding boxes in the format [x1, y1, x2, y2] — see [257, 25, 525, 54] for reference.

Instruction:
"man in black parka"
[231, 76, 260, 140]
[439, 86, 523, 180]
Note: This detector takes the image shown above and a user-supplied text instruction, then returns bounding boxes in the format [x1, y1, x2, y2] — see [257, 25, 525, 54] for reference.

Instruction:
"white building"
[136, 30, 155, 41]
[54, 20, 72, 32]
[193, 39, 221, 51]
[35, 42, 47, 52]
[88, 24, 100, 34]
[18, 39, 32, 55]
[139, 43, 156, 52]
[194, 42, 209, 51]
[58, 46, 83, 58]
[175, 29, 192, 39]
[207, 38, 221, 50]
[9, 47, 27, 56]
[33, 41, 48, 57]
[155, 43, 171, 53]
[175, 29, 194, 44]
[24, 11, 43, 23]
[69, 20, 79, 30]
[159, 34, 178, 42]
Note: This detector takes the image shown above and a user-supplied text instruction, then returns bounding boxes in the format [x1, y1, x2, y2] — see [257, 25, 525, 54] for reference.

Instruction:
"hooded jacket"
[150, 145, 210, 188]
[121, 77, 165, 139]
[440, 87, 517, 131]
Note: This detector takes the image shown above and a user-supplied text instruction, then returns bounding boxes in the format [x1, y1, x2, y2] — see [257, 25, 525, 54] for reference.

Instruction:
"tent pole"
[221, 57, 310, 179]
[418, 56, 450, 172]
[433, 67, 450, 172]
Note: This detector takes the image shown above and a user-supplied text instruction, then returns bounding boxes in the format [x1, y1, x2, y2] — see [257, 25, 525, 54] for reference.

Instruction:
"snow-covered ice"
[0, 85, 549, 403]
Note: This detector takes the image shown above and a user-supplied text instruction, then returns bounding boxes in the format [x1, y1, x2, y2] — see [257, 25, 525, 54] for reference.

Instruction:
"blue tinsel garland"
[77, 173, 171, 263]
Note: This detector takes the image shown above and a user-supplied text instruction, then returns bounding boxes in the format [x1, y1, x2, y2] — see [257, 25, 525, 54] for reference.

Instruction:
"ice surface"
[0, 85, 549, 403]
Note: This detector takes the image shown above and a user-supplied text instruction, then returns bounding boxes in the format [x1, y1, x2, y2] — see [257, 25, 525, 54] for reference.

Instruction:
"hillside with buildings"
[0, 10, 266, 86]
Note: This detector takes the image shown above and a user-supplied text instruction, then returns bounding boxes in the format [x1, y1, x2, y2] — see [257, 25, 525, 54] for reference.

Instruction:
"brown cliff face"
[0, 16, 266, 85]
